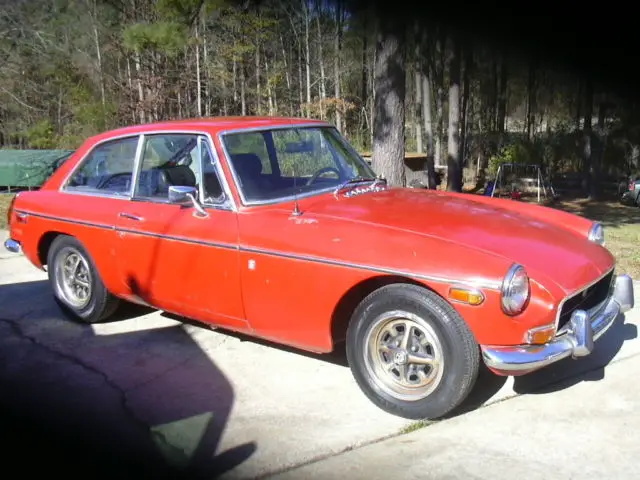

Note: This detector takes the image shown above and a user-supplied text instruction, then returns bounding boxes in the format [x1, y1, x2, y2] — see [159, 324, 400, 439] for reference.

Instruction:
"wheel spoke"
[397, 364, 409, 384]
[74, 278, 90, 289]
[408, 353, 436, 366]
[400, 322, 412, 350]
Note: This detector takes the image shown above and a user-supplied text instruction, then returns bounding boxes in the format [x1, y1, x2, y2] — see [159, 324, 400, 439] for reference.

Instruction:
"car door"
[55, 134, 142, 294]
[114, 132, 247, 330]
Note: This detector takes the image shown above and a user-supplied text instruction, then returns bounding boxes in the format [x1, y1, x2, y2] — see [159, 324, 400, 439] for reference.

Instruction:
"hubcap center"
[393, 350, 408, 366]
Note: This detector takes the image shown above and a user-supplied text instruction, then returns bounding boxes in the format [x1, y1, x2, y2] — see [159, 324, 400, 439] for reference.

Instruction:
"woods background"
[2, 0, 639, 196]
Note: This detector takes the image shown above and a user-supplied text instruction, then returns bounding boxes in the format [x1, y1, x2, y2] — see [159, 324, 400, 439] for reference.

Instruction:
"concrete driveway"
[1, 235, 639, 478]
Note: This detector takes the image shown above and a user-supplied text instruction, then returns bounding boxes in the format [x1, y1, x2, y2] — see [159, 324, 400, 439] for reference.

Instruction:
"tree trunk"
[134, 50, 145, 123]
[203, 21, 210, 117]
[240, 60, 246, 116]
[434, 29, 446, 168]
[446, 35, 462, 192]
[298, 41, 304, 116]
[526, 56, 537, 140]
[459, 42, 471, 169]
[422, 72, 437, 189]
[195, 23, 202, 117]
[266, 57, 274, 115]
[414, 67, 423, 153]
[497, 50, 508, 148]
[334, 0, 343, 132]
[582, 79, 594, 196]
[590, 100, 606, 199]
[256, 42, 261, 115]
[303, 0, 311, 117]
[371, 19, 406, 187]
[316, 1, 326, 119]
[280, 33, 292, 116]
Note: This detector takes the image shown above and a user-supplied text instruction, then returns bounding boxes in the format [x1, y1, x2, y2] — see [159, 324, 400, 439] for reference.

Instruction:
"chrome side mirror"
[168, 185, 208, 217]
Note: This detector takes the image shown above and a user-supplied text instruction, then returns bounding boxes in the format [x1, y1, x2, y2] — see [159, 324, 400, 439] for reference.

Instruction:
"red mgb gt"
[5, 117, 635, 419]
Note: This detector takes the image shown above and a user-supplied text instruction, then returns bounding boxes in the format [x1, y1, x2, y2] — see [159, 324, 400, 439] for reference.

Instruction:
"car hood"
[304, 187, 614, 295]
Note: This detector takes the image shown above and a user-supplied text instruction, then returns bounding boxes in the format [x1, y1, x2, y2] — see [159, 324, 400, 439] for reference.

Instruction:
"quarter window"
[66, 136, 139, 195]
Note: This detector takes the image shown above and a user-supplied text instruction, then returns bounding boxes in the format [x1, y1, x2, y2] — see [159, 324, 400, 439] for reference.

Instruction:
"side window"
[135, 134, 199, 200]
[66, 136, 139, 195]
[201, 139, 226, 205]
[224, 132, 272, 174]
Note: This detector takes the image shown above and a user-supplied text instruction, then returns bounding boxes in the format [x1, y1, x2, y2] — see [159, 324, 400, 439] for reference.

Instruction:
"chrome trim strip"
[12, 209, 502, 291]
[215, 123, 375, 208]
[15, 210, 114, 230]
[236, 245, 501, 290]
[553, 265, 616, 332]
[57, 129, 237, 212]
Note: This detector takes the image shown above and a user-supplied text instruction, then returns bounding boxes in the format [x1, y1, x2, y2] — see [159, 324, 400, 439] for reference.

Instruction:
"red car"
[4, 117, 635, 420]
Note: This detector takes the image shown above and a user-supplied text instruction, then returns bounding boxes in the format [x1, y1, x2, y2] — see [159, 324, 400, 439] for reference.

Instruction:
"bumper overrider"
[481, 274, 635, 373]
[4, 238, 21, 254]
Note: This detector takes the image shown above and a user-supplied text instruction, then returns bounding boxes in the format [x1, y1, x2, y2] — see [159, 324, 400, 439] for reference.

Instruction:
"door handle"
[118, 212, 144, 221]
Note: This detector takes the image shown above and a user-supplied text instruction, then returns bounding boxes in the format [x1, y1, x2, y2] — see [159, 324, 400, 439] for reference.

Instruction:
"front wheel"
[47, 235, 120, 324]
[346, 284, 479, 420]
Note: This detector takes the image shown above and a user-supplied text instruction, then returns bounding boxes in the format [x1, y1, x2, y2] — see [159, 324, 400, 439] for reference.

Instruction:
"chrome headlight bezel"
[588, 222, 605, 246]
[501, 264, 531, 316]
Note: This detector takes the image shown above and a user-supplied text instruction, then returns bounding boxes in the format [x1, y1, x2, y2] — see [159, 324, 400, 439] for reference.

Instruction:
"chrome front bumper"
[3, 238, 21, 254]
[481, 274, 635, 373]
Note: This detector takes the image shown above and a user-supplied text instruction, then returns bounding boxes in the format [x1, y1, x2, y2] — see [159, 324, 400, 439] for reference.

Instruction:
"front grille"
[557, 269, 615, 331]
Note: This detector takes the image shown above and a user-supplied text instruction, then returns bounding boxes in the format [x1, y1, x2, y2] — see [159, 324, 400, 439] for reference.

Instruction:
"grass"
[550, 196, 640, 278]
[0, 194, 14, 229]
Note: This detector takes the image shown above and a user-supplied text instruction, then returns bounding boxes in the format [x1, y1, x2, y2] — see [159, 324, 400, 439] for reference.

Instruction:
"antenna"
[288, 115, 302, 216]
[291, 161, 302, 216]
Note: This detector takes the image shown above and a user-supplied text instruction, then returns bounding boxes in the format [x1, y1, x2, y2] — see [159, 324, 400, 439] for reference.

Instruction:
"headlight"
[501, 264, 530, 315]
[588, 222, 605, 246]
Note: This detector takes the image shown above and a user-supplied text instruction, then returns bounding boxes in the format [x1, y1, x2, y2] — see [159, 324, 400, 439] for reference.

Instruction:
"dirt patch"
[0, 194, 14, 229]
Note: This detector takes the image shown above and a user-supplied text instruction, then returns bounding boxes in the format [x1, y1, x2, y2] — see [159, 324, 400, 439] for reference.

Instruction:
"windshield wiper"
[333, 176, 386, 197]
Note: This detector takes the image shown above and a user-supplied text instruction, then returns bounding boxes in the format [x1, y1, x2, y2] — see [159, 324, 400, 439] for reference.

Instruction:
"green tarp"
[0, 149, 74, 188]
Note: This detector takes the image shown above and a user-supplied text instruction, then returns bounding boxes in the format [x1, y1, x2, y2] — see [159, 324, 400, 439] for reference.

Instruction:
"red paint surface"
[8, 118, 615, 354]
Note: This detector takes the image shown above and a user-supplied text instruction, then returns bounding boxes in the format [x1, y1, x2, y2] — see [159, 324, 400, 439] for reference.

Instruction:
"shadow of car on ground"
[0, 279, 256, 479]
[0, 278, 636, 478]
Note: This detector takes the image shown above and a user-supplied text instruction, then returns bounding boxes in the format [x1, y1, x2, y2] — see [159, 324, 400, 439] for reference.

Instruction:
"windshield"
[221, 126, 376, 204]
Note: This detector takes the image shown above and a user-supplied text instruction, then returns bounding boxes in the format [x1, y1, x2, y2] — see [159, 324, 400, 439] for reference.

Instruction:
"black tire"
[47, 235, 120, 324]
[346, 283, 479, 420]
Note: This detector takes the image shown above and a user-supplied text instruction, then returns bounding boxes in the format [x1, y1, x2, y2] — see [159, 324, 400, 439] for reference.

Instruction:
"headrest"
[162, 164, 196, 188]
[232, 153, 263, 177]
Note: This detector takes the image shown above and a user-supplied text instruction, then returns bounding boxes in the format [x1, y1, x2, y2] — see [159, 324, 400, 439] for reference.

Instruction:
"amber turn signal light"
[524, 324, 556, 345]
[448, 287, 484, 306]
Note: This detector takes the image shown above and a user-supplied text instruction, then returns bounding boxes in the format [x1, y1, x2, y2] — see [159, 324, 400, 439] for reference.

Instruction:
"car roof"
[89, 116, 331, 143]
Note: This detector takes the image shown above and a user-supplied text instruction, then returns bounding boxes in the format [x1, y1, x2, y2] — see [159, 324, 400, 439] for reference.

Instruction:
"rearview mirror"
[168, 185, 207, 217]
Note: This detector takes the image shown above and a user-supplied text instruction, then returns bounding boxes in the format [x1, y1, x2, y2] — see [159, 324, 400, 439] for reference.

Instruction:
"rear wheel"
[346, 283, 479, 420]
[47, 235, 120, 324]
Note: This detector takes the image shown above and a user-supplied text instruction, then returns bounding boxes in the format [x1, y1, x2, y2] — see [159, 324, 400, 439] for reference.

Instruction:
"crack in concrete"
[0, 315, 177, 449]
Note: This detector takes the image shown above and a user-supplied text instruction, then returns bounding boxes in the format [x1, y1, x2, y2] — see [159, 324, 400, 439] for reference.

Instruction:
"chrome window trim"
[200, 135, 236, 212]
[58, 129, 237, 212]
[59, 132, 144, 197]
[553, 265, 616, 332]
[215, 123, 374, 208]
[130, 133, 146, 197]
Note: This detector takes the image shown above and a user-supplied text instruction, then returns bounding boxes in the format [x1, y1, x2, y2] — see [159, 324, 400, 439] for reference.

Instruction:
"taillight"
[6, 194, 16, 226]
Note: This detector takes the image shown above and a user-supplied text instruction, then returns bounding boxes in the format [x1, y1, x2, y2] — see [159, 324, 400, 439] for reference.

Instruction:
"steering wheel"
[96, 172, 132, 191]
[306, 167, 341, 185]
